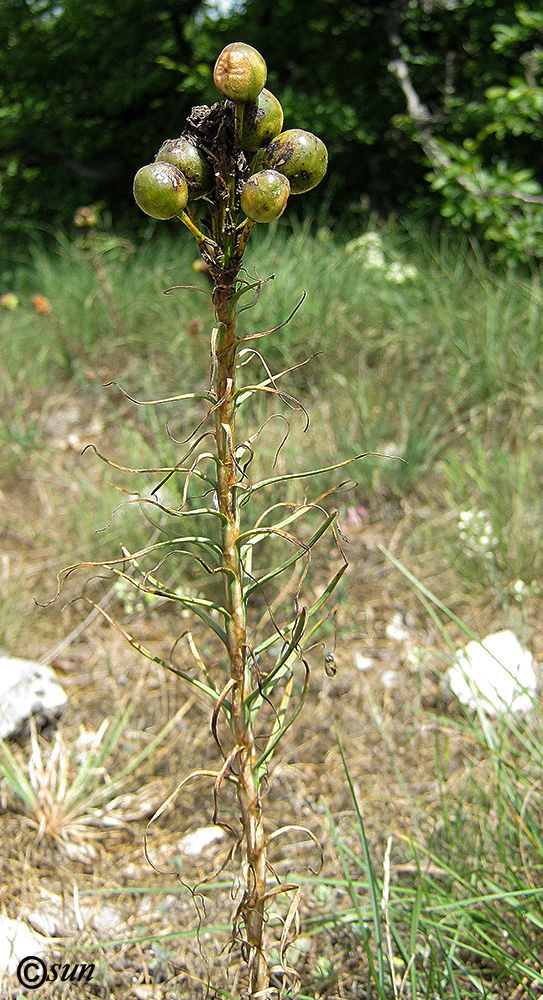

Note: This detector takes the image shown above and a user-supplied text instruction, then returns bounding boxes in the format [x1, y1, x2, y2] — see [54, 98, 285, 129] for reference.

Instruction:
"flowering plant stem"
[52, 46, 344, 998]
[152, 167, 349, 989]
[213, 269, 268, 992]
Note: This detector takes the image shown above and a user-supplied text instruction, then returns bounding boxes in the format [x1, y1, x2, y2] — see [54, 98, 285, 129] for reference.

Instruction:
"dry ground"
[1, 383, 541, 999]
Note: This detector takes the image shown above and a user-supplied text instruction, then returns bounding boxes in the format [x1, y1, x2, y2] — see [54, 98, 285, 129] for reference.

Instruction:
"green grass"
[1, 216, 542, 995]
[77, 681, 543, 998]
[2, 213, 541, 618]
[2, 216, 540, 582]
[308, 564, 543, 999]
[316, 731, 543, 998]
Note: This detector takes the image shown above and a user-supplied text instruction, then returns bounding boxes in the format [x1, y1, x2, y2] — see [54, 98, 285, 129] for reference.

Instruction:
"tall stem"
[214, 277, 269, 996]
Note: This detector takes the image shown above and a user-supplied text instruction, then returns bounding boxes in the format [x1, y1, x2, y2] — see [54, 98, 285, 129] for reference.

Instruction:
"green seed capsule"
[155, 137, 213, 200]
[213, 42, 267, 103]
[261, 129, 328, 194]
[241, 169, 290, 223]
[240, 89, 284, 151]
[133, 162, 188, 220]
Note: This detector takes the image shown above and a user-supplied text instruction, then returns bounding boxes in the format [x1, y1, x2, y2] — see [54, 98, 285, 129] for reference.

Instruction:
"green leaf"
[335, 733, 386, 992]
[0, 740, 38, 812]
[255, 665, 309, 782]
[246, 452, 371, 497]
[243, 509, 339, 599]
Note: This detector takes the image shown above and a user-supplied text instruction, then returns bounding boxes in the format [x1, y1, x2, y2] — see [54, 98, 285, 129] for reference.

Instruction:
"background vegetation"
[2, 0, 543, 261]
[1, 3, 542, 997]
[1, 221, 542, 996]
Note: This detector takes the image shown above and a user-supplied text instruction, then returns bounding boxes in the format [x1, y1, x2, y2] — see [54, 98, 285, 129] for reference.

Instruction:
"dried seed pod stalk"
[129, 46, 340, 999]
[51, 41, 360, 1000]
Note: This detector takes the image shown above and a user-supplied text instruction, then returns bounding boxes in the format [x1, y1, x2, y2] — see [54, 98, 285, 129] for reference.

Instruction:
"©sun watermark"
[17, 956, 94, 989]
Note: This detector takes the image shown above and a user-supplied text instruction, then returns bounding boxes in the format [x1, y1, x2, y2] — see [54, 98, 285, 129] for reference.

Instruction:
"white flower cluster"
[114, 574, 202, 617]
[345, 231, 386, 267]
[380, 440, 402, 458]
[457, 508, 499, 561]
[344, 231, 418, 283]
[113, 576, 160, 615]
[511, 578, 540, 603]
[386, 261, 419, 284]
[512, 578, 528, 602]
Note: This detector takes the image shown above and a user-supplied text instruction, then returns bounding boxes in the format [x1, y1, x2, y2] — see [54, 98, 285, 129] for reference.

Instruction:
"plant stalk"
[214, 275, 269, 996]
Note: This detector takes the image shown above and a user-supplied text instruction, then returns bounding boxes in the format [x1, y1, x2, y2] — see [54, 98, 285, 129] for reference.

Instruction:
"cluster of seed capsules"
[133, 42, 328, 227]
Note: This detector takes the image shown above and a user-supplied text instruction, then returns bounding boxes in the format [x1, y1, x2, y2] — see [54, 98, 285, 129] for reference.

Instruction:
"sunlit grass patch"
[0, 218, 541, 995]
[0, 697, 189, 864]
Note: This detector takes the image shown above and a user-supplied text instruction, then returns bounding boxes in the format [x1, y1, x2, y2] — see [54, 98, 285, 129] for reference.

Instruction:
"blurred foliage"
[418, 7, 543, 262]
[0, 0, 212, 240]
[1, 0, 543, 262]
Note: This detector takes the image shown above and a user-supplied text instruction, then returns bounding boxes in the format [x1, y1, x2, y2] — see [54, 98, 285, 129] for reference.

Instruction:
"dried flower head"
[32, 295, 53, 316]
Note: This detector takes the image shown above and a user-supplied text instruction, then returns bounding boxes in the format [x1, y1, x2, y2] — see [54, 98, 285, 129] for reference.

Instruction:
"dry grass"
[0, 384, 451, 997]
[3, 382, 540, 999]
[1, 226, 542, 997]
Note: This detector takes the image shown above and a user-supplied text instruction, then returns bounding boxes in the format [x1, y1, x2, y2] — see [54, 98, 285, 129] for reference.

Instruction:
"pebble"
[0, 916, 48, 978]
[0, 657, 67, 739]
[447, 630, 537, 717]
[355, 653, 375, 672]
[385, 612, 412, 643]
[25, 891, 127, 939]
[176, 826, 225, 856]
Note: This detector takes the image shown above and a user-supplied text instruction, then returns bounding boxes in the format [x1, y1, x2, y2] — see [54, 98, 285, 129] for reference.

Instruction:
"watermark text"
[17, 956, 95, 989]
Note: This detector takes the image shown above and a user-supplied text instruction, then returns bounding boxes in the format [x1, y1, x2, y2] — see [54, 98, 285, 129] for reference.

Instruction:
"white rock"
[385, 612, 411, 642]
[0, 916, 48, 977]
[0, 657, 67, 739]
[133, 986, 164, 1000]
[381, 669, 399, 690]
[25, 894, 126, 939]
[25, 899, 66, 938]
[176, 826, 225, 856]
[448, 630, 537, 717]
[355, 653, 374, 672]
[84, 902, 127, 936]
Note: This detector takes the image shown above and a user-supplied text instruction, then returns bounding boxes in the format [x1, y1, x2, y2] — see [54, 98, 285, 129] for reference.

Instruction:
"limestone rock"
[0, 657, 67, 739]
[176, 826, 225, 856]
[0, 915, 48, 978]
[448, 630, 537, 717]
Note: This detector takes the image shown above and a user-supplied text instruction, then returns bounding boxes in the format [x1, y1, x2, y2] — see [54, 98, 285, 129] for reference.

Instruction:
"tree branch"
[388, 32, 543, 207]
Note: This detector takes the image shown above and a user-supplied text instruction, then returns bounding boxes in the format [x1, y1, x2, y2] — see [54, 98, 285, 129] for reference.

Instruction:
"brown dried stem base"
[214, 278, 269, 996]
[181, 96, 270, 995]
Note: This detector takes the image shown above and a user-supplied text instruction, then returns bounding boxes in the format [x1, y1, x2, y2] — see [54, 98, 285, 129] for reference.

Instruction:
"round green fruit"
[240, 89, 283, 151]
[261, 129, 328, 194]
[155, 137, 213, 200]
[213, 42, 266, 103]
[241, 169, 290, 223]
[133, 162, 188, 220]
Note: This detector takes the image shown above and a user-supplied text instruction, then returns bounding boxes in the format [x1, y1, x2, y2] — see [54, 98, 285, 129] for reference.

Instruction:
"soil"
[1, 382, 541, 1000]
